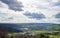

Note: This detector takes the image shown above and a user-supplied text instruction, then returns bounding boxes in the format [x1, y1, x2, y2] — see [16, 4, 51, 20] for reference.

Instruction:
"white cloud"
[51, 0, 59, 2]
[0, 0, 60, 24]
[17, 0, 60, 23]
[18, 0, 60, 18]
[0, 1, 30, 23]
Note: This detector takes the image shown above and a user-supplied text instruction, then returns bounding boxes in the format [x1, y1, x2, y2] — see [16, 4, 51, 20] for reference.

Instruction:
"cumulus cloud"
[0, 0, 60, 23]
[24, 11, 45, 20]
[50, 0, 60, 6]
[19, 0, 60, 18]
[0, 1, 30, 23]
[53, 1, 60, 6]
[0, 0, 23, 11]
[55, 12, 60, 18]
[17, 0, 60, 23]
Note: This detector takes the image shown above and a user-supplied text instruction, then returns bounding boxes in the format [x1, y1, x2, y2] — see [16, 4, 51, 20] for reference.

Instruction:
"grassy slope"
[32, 30, 60, 38]
[32, 30, 52, 33]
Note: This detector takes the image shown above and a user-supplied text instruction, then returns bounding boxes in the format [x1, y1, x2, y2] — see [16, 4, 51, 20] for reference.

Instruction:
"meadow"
[32, 30, 60, 38]
[0, 23, 60, 38]
[5, 30, 60, 38]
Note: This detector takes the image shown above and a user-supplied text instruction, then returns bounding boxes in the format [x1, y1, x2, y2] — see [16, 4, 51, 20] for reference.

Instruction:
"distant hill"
[0, 23, 60, 31]
[0, 25, 23, 33]
[0, 23, 52, 27]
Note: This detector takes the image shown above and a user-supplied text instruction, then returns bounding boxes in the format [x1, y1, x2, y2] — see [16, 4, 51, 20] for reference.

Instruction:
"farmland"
[7, 30, 60, 38]
[0, 23, 60, 38]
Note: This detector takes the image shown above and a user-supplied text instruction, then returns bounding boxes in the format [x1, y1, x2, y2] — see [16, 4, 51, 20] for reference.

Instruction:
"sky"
[0, 0, 60, 24]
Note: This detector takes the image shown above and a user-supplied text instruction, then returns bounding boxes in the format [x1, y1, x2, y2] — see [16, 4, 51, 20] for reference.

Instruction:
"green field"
[2, 30, 59, 38]
[32, 30, 53, 33]
[32, 30, 60, 38]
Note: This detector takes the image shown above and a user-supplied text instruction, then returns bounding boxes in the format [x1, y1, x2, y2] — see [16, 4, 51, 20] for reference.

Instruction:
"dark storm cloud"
[0, 0, 23, 11]
[24, 11, 45, 20]
[55, 13, 60, 18]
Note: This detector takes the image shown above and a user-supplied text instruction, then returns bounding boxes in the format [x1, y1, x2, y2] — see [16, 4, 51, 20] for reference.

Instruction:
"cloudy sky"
[0, 0, 60, 24]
